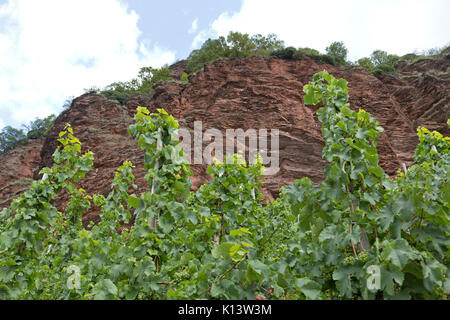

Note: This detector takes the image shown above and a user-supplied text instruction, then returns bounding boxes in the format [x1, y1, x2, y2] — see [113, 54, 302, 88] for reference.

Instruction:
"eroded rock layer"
[1, 55, 448, 223]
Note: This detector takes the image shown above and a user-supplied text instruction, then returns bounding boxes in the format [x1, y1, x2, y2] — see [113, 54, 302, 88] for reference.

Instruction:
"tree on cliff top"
[0, 126, 27, 154]
[325, 41, 348, 65]
[0, 114, 56, 155]
[99, 66, 172, 105]
[186, 31, 284, 73]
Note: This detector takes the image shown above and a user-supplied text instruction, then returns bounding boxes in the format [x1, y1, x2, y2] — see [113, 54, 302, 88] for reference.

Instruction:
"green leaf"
[378, 205, 394, 231]
[303, 91, 317, 105]
[212, 243, 234, 259]
[92, 279, 118, 300]
[127, 195, 140, 209]
[185, 210, 198, 224]
[392, 195, 415, 220]
[210, 282, 223, 297]
[36, 210, 49, 224]
[103, 279, 118, 296]
[381, 239, 417, 269]
[421, 258, 444, 291]
[248, 260, 269, 276]
[206, 166, 215, 175]
[109, 264, 129, 279]
[318, 225, 336, 243]
[157, 108, 168, 115]
[367, 165, 384, 178]
[158, 214, 174, 233]
[198, 206, 210, 217]
[444, 277, 450, 294]
[333, 266, 355, 298]
[0, 265, 16, 282]
[440, 181, 450, 205]
[245, 264, 260, 282]
[294, 278, 321, 299]
[230, 228, 251, 237]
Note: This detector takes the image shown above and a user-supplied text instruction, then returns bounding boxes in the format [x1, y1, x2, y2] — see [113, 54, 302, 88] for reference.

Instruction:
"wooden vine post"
[149, 127, 162, 230]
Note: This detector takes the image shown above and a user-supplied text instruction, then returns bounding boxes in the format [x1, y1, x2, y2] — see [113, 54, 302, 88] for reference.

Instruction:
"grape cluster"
[358, 251, 369, 262]
[343, 256, 355, 265]
[173, 269, 191, 282]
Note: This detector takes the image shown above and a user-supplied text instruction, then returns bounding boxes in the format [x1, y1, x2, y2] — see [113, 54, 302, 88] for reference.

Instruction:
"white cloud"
[204, 0, 450, 61]
[0, 0, 176, 130]
[191, 29, 217, 50]
[188, 18, 199, 34]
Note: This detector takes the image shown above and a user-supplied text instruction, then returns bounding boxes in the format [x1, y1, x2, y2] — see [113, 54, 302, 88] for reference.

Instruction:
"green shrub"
[98, 66, 172, 105]
[270, 46, 296, 59]
[357, 57, 374, 72]
[25, 114, 56, 139]
[440, 45, 450, 55]
[370, 50, 390, 66]
[372, 63, 396, 76]
[325, 41, 348, 65]
[226, 32, 258, 59]
[100, 89, 133, 105]
[186, 37, 229, 73]
[62, 97, 74, 110]
[136, 66, 172, 94]
[370, 50, 399, 67]
[355, 50, 403, 76]
[181, 72, 189, 83]
[186, 31, 284, 73]
[83, 86, 101, 94]
[187, 34, 354, 72]
[0, 114, 56, 154]
[314, 54, 337, 65]
[0, 127, 27, 154]
[399, 53, 420, 63]
[251, 33, 284, 56]
[270, 46, 341, 66]
[296, 47, 321, 57]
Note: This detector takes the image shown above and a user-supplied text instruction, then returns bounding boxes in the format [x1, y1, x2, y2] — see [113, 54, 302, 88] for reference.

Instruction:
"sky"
[0, 0, 449, 130]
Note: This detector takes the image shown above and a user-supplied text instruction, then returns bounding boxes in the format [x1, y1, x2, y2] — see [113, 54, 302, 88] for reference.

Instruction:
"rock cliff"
[1, 55, 448, 224]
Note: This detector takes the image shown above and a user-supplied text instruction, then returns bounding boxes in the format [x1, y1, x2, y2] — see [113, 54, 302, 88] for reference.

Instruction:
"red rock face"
[0, 138, 44, 210]
[34, 94, 150, 224]
[144, 56, 426, 199]
[1, 55, 448, 223]
[379, 55, 450, 136]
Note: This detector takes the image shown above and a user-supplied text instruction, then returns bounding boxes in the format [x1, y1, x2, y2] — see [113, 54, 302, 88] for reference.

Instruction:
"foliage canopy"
[0, 71, 448, 300]
[187, 32, 284, 73]
[95, 66, 172, 105]
[0, 114, 56, 155]
[357, 44, 450, 76]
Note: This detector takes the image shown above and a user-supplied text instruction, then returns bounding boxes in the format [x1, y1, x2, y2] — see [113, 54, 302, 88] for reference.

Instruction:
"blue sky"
[125, 0, 242, 61]
[0, 0, 449, 130]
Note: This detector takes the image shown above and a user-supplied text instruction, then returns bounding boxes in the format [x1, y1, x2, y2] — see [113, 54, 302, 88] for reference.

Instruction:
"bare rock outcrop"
[1, 54, 448, 223]
[0, 138, 44, 209]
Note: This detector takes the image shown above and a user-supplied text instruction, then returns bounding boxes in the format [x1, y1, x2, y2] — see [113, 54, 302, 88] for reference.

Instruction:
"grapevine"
[0, 72, 448, 300]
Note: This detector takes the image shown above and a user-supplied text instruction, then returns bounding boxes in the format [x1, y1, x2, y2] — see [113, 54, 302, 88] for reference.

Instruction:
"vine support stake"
[149, 127, 162, 230]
